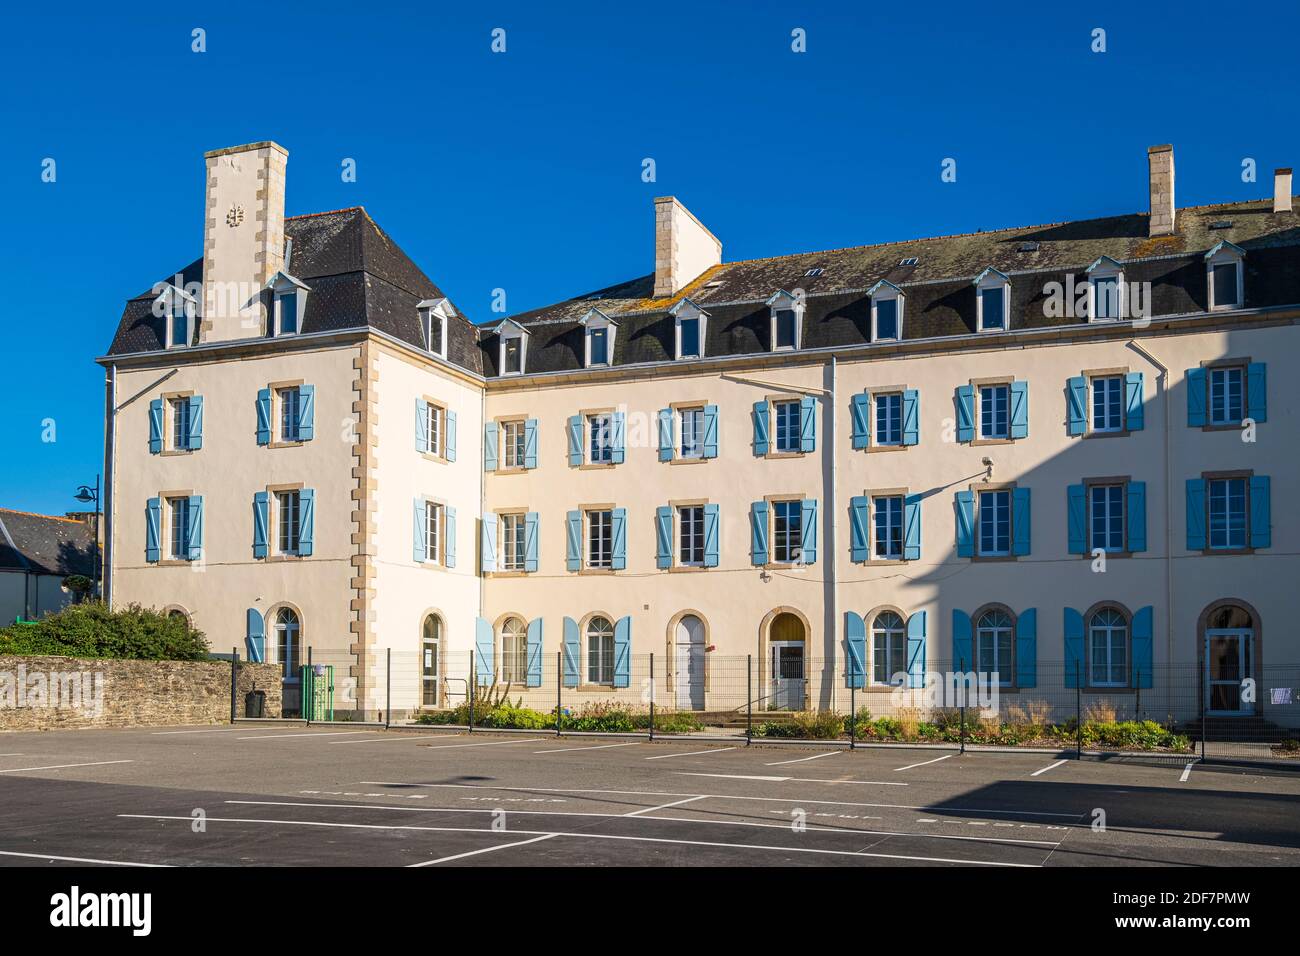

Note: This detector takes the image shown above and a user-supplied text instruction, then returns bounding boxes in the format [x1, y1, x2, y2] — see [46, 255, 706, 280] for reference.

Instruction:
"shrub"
[792, 710, 844, 739]
[0, 602, 210, 660]
[640, 710, 704, 734]
[750, 720, 800, 738]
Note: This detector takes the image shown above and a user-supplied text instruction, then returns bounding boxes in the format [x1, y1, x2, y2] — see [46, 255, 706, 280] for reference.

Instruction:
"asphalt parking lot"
[2, 725, 1299, 867]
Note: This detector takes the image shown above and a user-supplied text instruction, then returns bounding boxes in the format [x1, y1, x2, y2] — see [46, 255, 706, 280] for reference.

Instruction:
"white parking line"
[1180, 762, 1194, 783]
[0, 760, 133, 774]
[676, 772, 907, 786]
[894, 754, 955, 772]
[0, 753, 24, 757]
[645, 747, 737, 760]
[1031, 760, 1069, 777]
[408, 833, 559, 866]
[534, 742, 643, 754]
[623, 795, 709, 817]
[409, 737, 547, 751]
[0, 849, 167, 867]
[237, 731, 375, 740]
[150, 728, 244, 735]
[766, 751, 839, 766]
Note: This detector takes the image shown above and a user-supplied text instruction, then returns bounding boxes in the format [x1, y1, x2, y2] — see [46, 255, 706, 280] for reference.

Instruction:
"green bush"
[637, 710, 704, 734]
[750, 720, 800, 738]
[0, 602, 210, 660]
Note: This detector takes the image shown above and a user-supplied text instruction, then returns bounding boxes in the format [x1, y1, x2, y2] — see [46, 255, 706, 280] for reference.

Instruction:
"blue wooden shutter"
[1012, 487, 1032, 555]
[752, 400, 770, 456]
[750, 500, 769, 565]
[655, 506, 673, 569]
[475, 617, 494, 682]
[1249, 475, 1271, 549]
[844, 611, 866, 689]
[955, 491, 974, 557]
[1009, 380, 1029, 439]
[1125, 372, 1145, 431]
[799, 498, 818, 564]
[703, 504, 720, 567]
[483, 421, 498, 470]
[526, 618, 543, 687]
[256, 388, 272, 445]
[145, 497, 161, 562]
[186, 495, 204, 560]
[849, 496, 869, 562]
[611, 508, 627, 570]
[955, 385, 975, 443]
[524, 511, 539, 571]
[253, 492, 269, 559]
[1016, 608, 1037, 688]
[951, 609, 972, 672]
[906, 611, 927, 688]
[148, 399, 163, 454]
[1066, 376, 1087, 436]
[245, 608, 266, 663]
[523, 418, 538, 468]
[1186, 368, 1207, 427]
[1127, 481, 1147, 553]
[613, 616, 631, 688]
[702, 405, 718, 458]
[413, 499, 427, 562]
[297, 489, 314, 557]
[1131, 606, 1154, 688]
[445, 506, 457, 568]
[415, 399, 429, 452]
[1246, 362, 1267, 423]
[1067, 484, 1087, 554]
[567, 415, 583, 467]
[480, 513, 497, 572]
[850, 393, 870, 449]
[903, 494, 922, 560]
[565, 510, 581, 571]
[444, 410, 457, 461]
[1185, 478, 1207, 550]
[658, 408, 674, 461]
[563, 617, 581, 687]
[188, 395, 204, 450]
[297, 384, 315, 441]
[799, 396, 816, 452]
[611, 411, 626, 463]
[1063, 607, 1085, 687]
[901, 389, 919, 445]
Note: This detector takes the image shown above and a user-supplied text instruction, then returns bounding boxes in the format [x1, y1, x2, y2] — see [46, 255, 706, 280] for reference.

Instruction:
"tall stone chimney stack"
[200, 142, 289, 342]
[1147, 145, 1176, 237]
[1273, 168, 1293, 213]
[653, 196, 722, 298]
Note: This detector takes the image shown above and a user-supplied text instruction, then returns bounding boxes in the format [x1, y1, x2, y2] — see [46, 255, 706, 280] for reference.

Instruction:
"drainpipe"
[103, 364, 118, 608]
[827, 355, 838, 712]
[1127, 340, 1172, 714]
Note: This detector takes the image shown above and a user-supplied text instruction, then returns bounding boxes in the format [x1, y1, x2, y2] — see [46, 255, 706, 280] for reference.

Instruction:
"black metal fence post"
[305, 647, 312, 725]
[1075, 659, 1082, 759]
[468, 650, 475, 733]
[1135, 669, 1141, 722]
[959, 657, 967, 755]
[849, 660, 856, 751]
[556, 650, 563, 737]
[649, 653, 655, 742]
[230, 647, 238, 723]
[746, 653, 753, 746]
[1200, 670, 1207, 762]
[385, 647, 392, 729]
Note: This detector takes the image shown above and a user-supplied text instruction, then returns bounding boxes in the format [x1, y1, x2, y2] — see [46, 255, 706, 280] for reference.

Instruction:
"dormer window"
[974, 268, 1011, 332]
[669, 298, 709, 360]
[867, 279, 905, 342]
[497, 319, 529, 376]
[267, 271, 310, 337]
[1205, 241, 1245, 311]
[766, 291, 803, 351]
[1086, 256, 1125, 322]
[580, 308, 618, 368]
[418, 298, 452, 358]
[154, 284, 196, 349]
[169, 303, 191, 348]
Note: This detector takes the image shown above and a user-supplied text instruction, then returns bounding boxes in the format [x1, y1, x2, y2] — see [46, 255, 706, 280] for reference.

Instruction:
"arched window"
[1089, 606, 1128, 687]
[1207, 604, 1252, 630]
[871, 611, 906, 686]
[275, 608, 301, 680]
[421, 614, 442, 706]
[586, 616, 614, 685]
[976, 609, 1014, 686]
[500, 617, 527, 683]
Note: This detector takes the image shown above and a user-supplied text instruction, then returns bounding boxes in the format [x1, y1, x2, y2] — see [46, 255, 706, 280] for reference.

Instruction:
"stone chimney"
[653, 196, 722, 298]
[1147, 145, 1175, 237]
[1274, 168, 1293, 213]
[200, 142, 289, 342]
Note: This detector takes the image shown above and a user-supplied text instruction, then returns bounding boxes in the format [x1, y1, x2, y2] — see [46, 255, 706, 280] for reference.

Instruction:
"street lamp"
[73, 476, 100, 599]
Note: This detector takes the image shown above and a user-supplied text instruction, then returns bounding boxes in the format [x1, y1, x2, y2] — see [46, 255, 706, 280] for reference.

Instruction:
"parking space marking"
[412, 737, 547, 751]
[624, 795, 709, 817]
[645, 747, 736, 760]
[0, 760, 133, 774]
[150, 729, 245, 735]
[676, 771, 907, 787]
[0, 849, 167, 867]
[1180, 762, 1194, 783]
[237, 731, 374, 740]
[331, 734, 462, 745]
[894, 754, 955, 772]
[766, 751, 839, 767]
[1030, 760, 1069, 777]
[534, 742, 643, 754]
[0, 753, 24, 757]
[408, 833, 559, 867]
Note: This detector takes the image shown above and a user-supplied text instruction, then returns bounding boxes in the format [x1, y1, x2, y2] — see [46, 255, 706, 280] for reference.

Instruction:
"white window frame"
[975, 609, 1014, 687]
[417, 298, 452, 358]
[1088, 607, 1129, 688]
[500, 617, 528, 683]
[979, 383, 1010, 440]
[586, 616, 615, 685]
[772, 400, 800, 453]
[874, 392, 903, 447]
[1207, 365, 1246, 425]
[872, 494, 904, 560]
[276, 489, 301, 556]
[155, 284, 196, 350]
[169, 396, 191, 451]
[586, 509, 613, 569]
[587, 413, 614, 464]
[977, 489, 1011, 557]
[1205, 242, 1245, 312]
[267, 272, 310, 337]
[678, 406, 706, 459]
[1207, 476, 1248, 551]
[974, 268, 1010, 332]
[581, 308, 618, 368]
[678, 504, 705, 567]
[771, 498, 803, 564]
[424, 499, 443, 564]
[501, 420, 526, 469]
[867, 280, 905, 342]
[1085, 256, 1125, 323]
[499, 512, 526, 572]
[766, 290, 804, 352]
[167, 495, 190, 560]
[278, 386, 302, 443]
[497, 320, 529, 376]
[1089, 374, 1124, 433]
[871, 611, 906, 686]
[423, 401, 445, 457]
[1088, 483, 1126, 553]
[670, 298, 709, 360]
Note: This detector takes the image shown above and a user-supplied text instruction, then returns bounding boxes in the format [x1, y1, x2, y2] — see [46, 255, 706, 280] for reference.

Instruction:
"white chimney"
[1147, 144, 1175, 237]
[653, 196, 722, 298]
[200, 141, 289, 342]
[1274, 168, 1293, 213]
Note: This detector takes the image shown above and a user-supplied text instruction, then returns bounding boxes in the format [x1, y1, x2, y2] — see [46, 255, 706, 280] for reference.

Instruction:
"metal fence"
[239, 649, 1300, 764]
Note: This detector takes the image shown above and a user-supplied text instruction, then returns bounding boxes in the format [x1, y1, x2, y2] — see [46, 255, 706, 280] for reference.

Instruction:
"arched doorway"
[1202, 602, 1257, 716]
[674, 614, 706, 710]
[768, 611, 806, 710]
[421, 614, 442, 707]
[274, 607, 302, 713]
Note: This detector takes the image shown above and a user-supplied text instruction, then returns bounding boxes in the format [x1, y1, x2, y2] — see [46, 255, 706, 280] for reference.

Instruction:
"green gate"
[301, 664, 334, 721]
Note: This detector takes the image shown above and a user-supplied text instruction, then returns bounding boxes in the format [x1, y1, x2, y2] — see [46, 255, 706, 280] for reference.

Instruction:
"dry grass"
[896, 706, 922, 741]
[1005, 699, 1054, 727]
[1084, 700, 1119, 723]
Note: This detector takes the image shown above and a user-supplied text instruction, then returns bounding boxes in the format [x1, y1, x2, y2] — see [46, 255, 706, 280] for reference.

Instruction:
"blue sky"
[2, 0, 1298, 515]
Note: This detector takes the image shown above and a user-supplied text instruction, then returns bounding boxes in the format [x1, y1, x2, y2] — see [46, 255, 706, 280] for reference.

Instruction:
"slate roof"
[105, 208, 484, 375]
[0, 509, 97, 577]
[481, 198, 1300, 376]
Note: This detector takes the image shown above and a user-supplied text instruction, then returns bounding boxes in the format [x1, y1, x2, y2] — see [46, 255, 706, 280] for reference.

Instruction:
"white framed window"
[974, 268, 1010, 332]
[587, 509, 613, 569]
[586, 616, 615, 685]
[499, 513, 526, 572]
[868, 280, 905, 341]
[423, 401, 445, 457]
[167, 496, 190, 560]
[156, 284, 196, 349]
[502, 420, 526, 469]
[1090, 375, 1124, 432]
[773, 400, 800, 453]
[1086, 256, 1125, 322]
[278, 386, 302, 442]
[424, 500, 443, 563]
[500, 617, 528, 683]
[872, 494, 904, 560]
[418, 300, 449, 358]
[588, 413, 614, 464]
[276, 490, 301, 555]
[678, 505, 705, 566]
[1208, 366, 1245, 425]
[497, 320, 529, 376]
[772, 499, 803, 564]
[871, 611, 906, 686]
[977, 489, 1011, 557]
[275, 292, 299, 335]
[1089, 484, 1125, 553]
[581, 309, 617, 367]
[1088, 607, 1128, 687]
[1207, 477, 1248, 550]
[268, 271, 310, 337]
[976, 609, 1014, 686]
[421, 614, 441, 707]
[169, 397, 191, 451]
[979, 384, 1010, 439]
[766, 291, 803, 351]
[1205, 241, 1245, 311]
[169, 301, 191, 348]
[679, 406, 706, 459]
[874, 392, 903, 446]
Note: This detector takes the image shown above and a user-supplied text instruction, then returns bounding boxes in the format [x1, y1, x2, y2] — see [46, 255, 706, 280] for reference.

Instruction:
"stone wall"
[0, 655, 282, 731]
